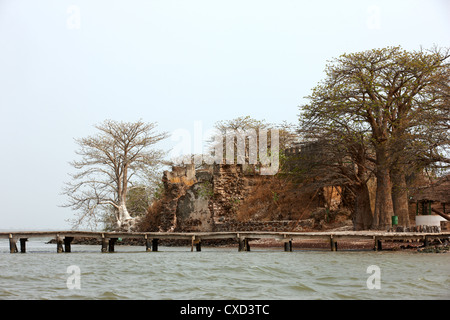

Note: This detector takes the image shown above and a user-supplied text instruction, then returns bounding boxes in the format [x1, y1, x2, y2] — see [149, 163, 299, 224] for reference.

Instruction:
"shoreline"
[249, 238, 450, 253]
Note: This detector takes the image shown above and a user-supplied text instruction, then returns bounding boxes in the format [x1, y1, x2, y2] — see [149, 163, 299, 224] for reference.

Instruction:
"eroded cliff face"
[141, 163, 346, 233]
[144, 164, 263, 232]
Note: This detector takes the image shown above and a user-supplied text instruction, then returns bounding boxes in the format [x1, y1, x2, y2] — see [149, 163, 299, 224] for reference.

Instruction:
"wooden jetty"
[1, 230, 449, 253]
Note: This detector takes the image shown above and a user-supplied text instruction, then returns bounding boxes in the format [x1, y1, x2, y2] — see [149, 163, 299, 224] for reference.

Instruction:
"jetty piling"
[238, 237, 244, 251]
[152, 239, 159, 252]
[245, 238, 250, 251]
[284, 240, 292, 252]
[64, 237, 73, 253]
[101, 236, 108, 253]
[56, 235, 64, 253]
[196, 239, 202, 252]
[238, 237, 250, 252]
[375, 238, 383, 251]
[20, 238, 27, 253]
[190, 235, 202, 252]
[145, 235, 151, 252]
[108, 238, 117, 253]
[9, 234, 18, 253]
[330, 235, 337, 252]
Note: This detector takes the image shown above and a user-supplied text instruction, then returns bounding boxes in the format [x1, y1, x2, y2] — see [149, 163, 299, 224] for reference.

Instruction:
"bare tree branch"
[61, 119, 168, 230]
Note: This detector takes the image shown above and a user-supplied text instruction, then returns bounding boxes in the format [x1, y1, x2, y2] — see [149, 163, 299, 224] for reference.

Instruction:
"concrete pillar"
[238, 238, 245, 252]
[330, 236, 337, 251]
[20, 238, 27, 253]
[108, 238, 117, 252]
[101, 237, 108, 253]
[152, 239, 159, 252]
[374, 238, 382, 251]
[284, 240, 292, 252]
[145, 237, 152, 252]
[9, 235, 18, 253]
[64, 237, 74, 253]
[56, 236, 64, 253]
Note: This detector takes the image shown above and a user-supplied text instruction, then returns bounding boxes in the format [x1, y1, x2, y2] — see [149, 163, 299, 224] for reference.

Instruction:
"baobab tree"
[62, 119, 168, 230]
[300, 46, 450, 230]
[297, 119, 375, 230]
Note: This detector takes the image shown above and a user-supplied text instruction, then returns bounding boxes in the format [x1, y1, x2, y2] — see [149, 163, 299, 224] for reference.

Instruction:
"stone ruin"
[150, 163, 267, 232]
[142, 162, 349, 233]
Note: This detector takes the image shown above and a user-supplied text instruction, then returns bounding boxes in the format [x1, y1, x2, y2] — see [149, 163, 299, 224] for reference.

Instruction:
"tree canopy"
[62, 119, 168, 230]
[299, 46, 450, 229]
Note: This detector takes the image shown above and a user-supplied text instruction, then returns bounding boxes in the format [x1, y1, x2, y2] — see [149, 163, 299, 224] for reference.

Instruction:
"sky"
[0, 0, 449, 230]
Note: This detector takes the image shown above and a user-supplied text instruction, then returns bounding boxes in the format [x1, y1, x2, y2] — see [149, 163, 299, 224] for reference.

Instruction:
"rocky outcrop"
[140, 163, 347, 233]
[142, 164, 265, 232]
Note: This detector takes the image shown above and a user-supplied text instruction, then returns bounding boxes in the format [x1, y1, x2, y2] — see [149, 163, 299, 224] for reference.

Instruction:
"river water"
[0, 238, 449, 300]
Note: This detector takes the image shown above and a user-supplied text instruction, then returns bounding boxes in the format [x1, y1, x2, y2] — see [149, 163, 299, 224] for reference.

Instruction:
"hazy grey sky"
[0, 0, 449, 230]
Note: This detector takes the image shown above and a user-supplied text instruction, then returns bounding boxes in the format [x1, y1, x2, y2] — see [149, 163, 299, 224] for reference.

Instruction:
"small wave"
[287, 283, 317, 293]
[98, 290, 129, 300]
[0, 289, 20, 299]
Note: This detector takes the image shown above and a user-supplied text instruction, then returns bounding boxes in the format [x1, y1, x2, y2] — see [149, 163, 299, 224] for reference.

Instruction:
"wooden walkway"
[2, 230, 450, 253]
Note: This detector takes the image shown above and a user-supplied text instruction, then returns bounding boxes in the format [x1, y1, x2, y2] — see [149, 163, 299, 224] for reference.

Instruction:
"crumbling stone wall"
[210, 164, 264, 223]
[174, 168, 215, 232]
[144, 163, 344, 233]
[155, 164, 197, 232]
[150, 164, 264, 232]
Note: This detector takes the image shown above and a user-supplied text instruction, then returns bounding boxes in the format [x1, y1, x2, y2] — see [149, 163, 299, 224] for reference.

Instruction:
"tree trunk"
[117, 201, 133, 228]
[372, 145, 394, 230]
[353, 183, 373, 230]
[391, 166, 411, 228]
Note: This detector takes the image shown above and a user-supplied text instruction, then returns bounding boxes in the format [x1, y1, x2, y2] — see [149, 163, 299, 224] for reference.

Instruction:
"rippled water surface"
[0, 239, 449, 300]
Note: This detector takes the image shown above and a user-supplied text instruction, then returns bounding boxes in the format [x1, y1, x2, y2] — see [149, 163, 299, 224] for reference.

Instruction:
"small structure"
[411, 175, 450, 227]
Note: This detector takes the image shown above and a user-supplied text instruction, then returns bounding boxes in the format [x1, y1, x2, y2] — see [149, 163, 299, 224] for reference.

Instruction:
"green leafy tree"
[300, 46, 450, 229]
